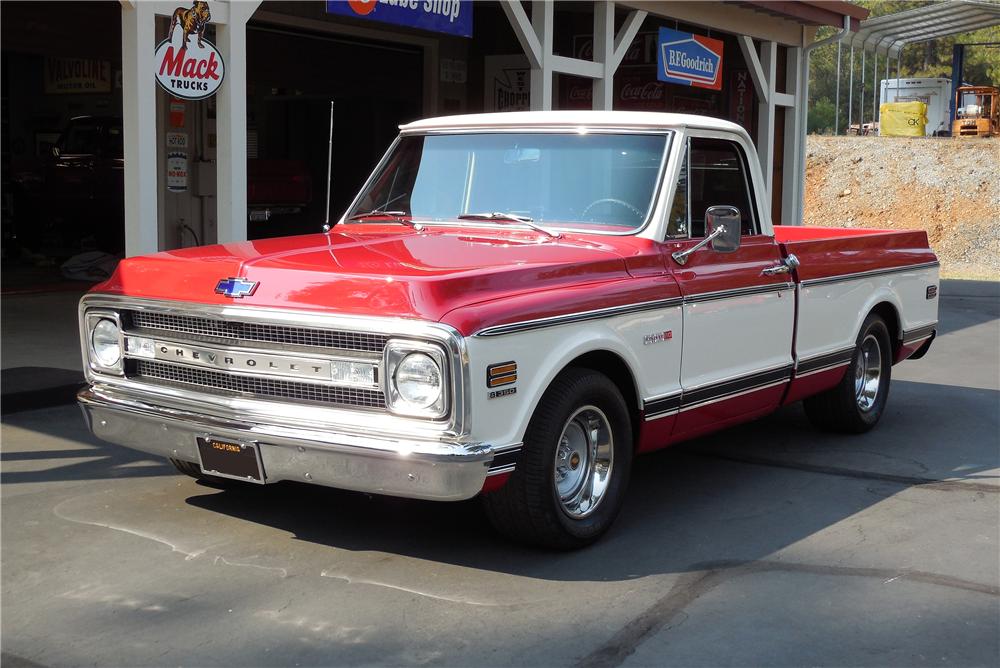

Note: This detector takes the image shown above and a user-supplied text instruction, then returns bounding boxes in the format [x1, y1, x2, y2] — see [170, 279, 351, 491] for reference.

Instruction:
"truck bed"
[773, 226, 937, 283]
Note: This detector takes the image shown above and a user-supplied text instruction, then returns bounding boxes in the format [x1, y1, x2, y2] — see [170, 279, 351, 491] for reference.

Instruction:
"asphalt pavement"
[2, 281, 998, 667]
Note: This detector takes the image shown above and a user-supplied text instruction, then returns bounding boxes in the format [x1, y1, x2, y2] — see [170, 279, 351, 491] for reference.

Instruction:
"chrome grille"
[134, 360, 386, 410]
[125, 310, 389, 353]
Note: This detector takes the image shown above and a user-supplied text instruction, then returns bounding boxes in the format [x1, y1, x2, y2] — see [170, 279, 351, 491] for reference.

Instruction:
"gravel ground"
[804, 135, 1000, 280]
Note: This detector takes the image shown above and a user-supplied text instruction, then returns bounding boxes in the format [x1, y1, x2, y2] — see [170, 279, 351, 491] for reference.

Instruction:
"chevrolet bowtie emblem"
[215, 277, 258, 298]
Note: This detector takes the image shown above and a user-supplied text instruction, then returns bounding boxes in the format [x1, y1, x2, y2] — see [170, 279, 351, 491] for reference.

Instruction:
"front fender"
[462, 308, 682, 450]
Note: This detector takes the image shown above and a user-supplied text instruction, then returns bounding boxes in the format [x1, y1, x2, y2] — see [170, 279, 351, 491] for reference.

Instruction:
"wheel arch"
[850, 285, 903, 360]
[563, 349, 642, 450]
[869, 300, 902, 360]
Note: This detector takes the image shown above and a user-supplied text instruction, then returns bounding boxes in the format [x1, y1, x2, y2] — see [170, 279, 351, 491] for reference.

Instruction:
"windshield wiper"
[457, 212, 561, 238]
[346, 210, 419, 228]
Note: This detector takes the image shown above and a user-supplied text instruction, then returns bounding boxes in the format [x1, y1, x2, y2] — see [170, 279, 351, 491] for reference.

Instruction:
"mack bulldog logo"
[154, 1, 225, 100]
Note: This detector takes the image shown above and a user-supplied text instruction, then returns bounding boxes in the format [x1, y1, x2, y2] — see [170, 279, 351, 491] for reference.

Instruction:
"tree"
[808, 98, 837, 134]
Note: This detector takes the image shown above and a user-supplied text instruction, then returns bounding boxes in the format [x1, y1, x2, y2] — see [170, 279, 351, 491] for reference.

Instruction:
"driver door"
[663, 134, 795, 439]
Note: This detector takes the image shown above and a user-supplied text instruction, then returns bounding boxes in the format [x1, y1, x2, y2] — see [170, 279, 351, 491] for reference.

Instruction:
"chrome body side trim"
[682, 282, 794, 305]
[642, 363, 793, 420]
[78, 385, 497, 502]
[473, 283, 795, 338]
[475, 297, 684, 338]
[902, 323, 938, 345]
[486, 443, 523, 476]
[795, 346, 856, 376]
[799, 261, 940, 288]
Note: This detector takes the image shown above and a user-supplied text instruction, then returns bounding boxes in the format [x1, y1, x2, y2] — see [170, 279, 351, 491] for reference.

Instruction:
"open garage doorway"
[244, 24, 424, 239]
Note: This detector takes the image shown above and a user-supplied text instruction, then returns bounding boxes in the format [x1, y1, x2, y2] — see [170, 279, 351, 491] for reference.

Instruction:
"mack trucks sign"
[154, 2, 225, 100]
[656, 28, 724, 91]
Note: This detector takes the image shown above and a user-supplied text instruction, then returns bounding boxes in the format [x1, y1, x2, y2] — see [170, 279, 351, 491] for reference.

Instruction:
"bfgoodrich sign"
[656, 28, 724, 91]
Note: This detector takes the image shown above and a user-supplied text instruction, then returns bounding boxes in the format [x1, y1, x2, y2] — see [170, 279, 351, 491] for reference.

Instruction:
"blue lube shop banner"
[326, 0, 473, 38]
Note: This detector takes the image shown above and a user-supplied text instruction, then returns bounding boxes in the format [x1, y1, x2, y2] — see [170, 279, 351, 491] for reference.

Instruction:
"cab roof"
[400, 110, 747, 136]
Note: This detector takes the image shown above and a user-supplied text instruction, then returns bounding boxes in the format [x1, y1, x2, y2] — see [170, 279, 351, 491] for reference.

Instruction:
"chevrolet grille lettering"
[126, 336, 377, 388]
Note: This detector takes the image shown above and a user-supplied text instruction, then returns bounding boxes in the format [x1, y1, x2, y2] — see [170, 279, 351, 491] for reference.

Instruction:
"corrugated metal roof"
[847, 0, 1000, 57]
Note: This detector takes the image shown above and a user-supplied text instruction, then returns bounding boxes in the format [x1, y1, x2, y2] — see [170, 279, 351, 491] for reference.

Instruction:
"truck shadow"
[185, 379, 998, 582]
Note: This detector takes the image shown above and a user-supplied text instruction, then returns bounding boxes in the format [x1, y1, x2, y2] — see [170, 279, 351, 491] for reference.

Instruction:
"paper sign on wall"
[484, 55, 530, 112]
[166, 132, 189, 150]
[167, 152, 189, 192]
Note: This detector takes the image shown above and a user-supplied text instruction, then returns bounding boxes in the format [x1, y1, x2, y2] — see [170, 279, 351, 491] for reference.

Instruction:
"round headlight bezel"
[90, 317, 122, 369]
[384, 341, 449, 419]
[393, 352, 443, 409]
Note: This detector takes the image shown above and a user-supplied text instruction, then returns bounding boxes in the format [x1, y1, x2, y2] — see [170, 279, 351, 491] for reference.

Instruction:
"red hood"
[95, 224, 660, 324]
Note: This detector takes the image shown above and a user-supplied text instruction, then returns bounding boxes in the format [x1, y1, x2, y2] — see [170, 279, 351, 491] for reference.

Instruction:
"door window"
[671, 137, 758, 238]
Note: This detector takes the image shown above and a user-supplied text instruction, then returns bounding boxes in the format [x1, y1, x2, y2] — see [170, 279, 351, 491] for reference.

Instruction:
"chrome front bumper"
[78, 385, 496, 501]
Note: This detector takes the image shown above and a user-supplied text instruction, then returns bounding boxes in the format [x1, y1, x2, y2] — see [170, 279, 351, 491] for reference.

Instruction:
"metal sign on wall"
[326, 0, 473, 38]
[657, 28, 724, 91]
[154, 2, 226, 100]
[45, 58, 112, 94]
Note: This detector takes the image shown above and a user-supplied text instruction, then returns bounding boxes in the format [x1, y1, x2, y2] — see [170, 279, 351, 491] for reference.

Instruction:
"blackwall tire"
[481, 368, 632, 549]
[804, 313, 892, 434]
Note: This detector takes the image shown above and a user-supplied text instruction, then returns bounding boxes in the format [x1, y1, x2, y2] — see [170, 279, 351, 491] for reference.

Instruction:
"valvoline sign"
[657, 28, 724, 91]
[326, 0, 472, 38]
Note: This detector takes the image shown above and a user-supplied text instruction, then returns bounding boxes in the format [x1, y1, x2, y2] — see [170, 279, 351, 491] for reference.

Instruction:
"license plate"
[196, 437, 265, 483]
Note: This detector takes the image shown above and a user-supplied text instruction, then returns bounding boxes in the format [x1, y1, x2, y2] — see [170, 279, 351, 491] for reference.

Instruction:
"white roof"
[400, 110, 746, 135]
[847, 0, 1000, 57]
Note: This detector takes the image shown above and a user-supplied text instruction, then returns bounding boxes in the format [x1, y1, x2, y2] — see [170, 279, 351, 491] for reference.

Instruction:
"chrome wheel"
[855, 334, 882, 412]
[553, 406, 614, 519]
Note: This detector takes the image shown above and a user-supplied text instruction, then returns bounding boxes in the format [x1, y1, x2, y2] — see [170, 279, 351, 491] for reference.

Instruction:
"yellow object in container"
[879, 101, 928, 137]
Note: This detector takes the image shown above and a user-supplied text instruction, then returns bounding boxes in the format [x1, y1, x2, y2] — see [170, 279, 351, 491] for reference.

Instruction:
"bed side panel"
[780, 228, 939, 370]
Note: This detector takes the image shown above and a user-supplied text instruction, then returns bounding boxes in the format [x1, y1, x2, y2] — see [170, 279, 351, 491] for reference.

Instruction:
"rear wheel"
[482, 368, 632, 549]
[804, 313, 892, 433]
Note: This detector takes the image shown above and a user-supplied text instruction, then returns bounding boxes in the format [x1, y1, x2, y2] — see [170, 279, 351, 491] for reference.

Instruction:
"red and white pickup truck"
[78, 112, 939, 548]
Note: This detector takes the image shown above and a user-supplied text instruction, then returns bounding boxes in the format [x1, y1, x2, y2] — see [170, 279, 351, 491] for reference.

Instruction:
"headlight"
[394, 353, 442, 408]
[385, 342, 448, 418]
[91, 318, 122, 367]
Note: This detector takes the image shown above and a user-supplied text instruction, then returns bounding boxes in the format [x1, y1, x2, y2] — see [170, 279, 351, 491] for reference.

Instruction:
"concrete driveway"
[2, 282, 997, 667]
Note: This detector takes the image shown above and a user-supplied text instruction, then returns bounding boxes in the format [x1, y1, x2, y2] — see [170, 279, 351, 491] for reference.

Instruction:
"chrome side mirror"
[671, 205, 742, 265]
[706, 206, 741, 253]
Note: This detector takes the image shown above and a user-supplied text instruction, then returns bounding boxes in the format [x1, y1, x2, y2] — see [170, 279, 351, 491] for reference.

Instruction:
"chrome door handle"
[762, 253, 800, 276]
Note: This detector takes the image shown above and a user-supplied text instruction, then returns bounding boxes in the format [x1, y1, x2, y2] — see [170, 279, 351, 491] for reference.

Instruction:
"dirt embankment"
[804, 136, 1000, 280]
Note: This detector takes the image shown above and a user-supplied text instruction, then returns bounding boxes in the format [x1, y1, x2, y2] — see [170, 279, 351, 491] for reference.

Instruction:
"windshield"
[347, 132, 670, 232]
[959, 93, 992, 118]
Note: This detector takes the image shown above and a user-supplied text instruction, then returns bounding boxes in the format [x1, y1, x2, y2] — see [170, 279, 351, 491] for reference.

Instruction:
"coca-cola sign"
[154, 2, 225, 100]
[620, 82, 664, 103]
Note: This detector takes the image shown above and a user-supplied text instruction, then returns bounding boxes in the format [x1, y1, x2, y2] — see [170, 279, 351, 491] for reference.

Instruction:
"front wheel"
[804, 313, 892, 433]
[482, 368, 633, 549]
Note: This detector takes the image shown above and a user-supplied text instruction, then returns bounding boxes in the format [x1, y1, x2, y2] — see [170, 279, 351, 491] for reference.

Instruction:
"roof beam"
[611, 9, 647, 70]
[500, 1, 542, 69]
[738, 35, 770, 102]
